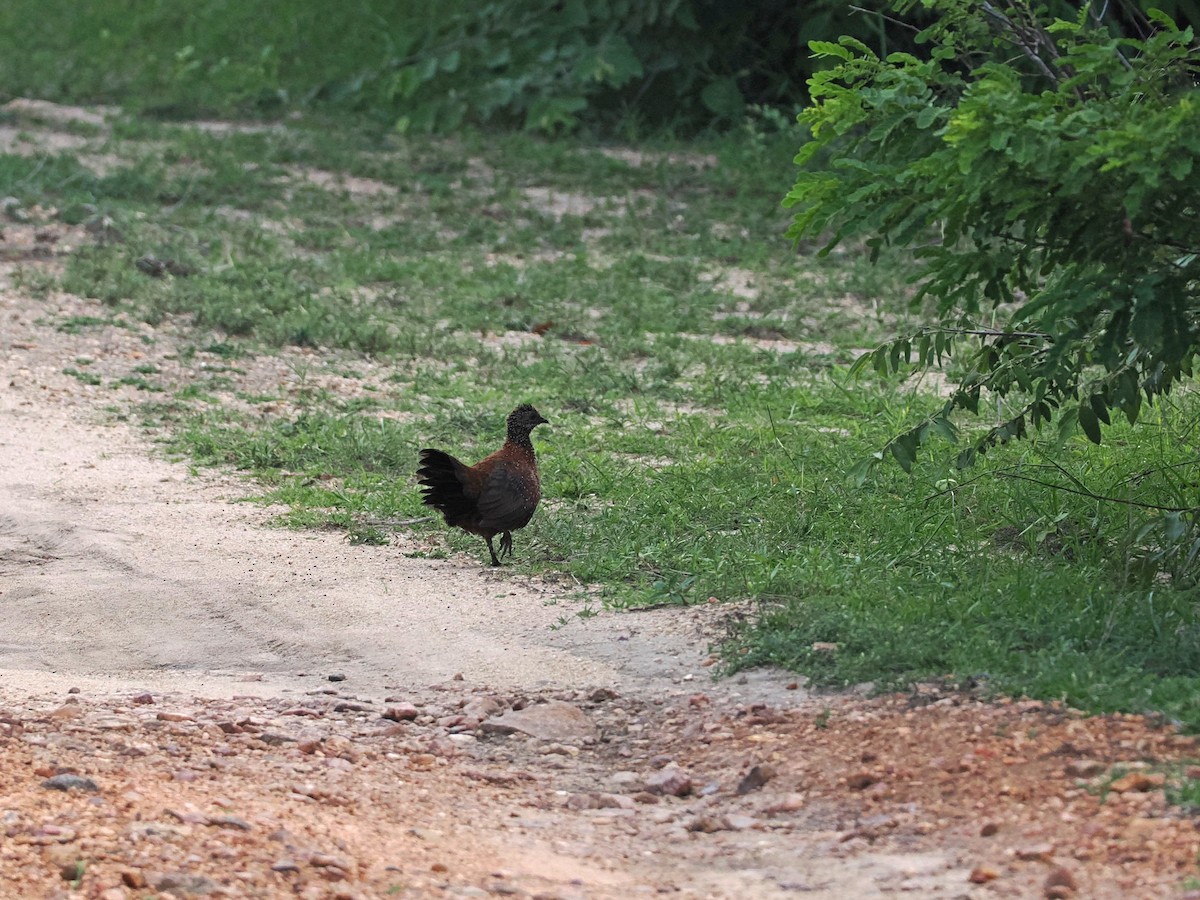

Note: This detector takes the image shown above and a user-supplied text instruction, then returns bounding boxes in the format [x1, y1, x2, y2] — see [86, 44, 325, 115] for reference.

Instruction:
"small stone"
[644, 766, 692, 797]
[327, 673, 347, 682]
[980, 822, 1000, 837]
[42, 774, 99, 792]
[272, 859, 301, 873]
[846, 772, 878, 791]
[480, 701, 596, 743]
[763, 793, 806, 815]
[686, 814, 732, 833]
[1044, 865, 1077, 898]
[969, 866, 1000, 884]
[156, 711, 194, 723]
[1064, 759, 1106, 778]
[1016, 843, 1055, 862]
[208, 815, 252, 831]
[735, 764, 775, 795]
[150, 872, 222, 894]
[132, 692, 155, 705]
[725, 814, 759, 831]
[1109, 771, 1165, 793]
[310, 852, 351, 870]
[383, 704, 420, 721]
[462, 696, 503, 719]
[121, 869, 147, 889]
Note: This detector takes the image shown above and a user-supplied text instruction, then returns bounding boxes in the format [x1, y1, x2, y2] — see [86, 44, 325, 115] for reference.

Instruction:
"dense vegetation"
[0, 0, 1191, 135]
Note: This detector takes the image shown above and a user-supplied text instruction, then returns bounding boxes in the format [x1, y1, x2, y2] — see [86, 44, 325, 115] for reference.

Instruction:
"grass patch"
[8, 104, 1200, 728]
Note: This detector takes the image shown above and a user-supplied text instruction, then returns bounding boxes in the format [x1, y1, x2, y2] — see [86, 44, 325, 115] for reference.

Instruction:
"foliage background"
[0, 0, 1190, 135]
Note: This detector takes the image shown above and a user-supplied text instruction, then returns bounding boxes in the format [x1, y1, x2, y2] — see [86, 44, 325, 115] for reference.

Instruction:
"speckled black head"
[507, 404, 548, 446]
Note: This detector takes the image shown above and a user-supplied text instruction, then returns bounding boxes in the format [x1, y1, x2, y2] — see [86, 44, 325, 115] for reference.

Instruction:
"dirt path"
[1, 104, 1199, 899]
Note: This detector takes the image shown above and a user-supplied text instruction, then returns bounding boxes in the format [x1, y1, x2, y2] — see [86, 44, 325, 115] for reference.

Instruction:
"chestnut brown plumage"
[417, 404, 549, 566]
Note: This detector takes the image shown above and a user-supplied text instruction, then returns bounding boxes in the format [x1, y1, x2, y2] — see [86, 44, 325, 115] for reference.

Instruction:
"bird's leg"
[499, 531, 513, 558]
[485, 535, 502, 567]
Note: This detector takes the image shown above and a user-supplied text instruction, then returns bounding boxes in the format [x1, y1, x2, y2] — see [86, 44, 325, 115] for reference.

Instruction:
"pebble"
[735, 764, 775, 795]
[383, 704, 420, 721]
[1044, 865, 1078, 898]
[42, 774, 99, 792]
[969, 865, 1000, 884]
[1109, 771, 1165, 793]
[1064, 759, 1106, 778]
[644, 766, 692, 797]
[481, 701, 597, 743]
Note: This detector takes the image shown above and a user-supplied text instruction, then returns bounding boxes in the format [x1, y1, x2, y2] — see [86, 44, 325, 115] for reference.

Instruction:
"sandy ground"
[1, 102, 1199, 899]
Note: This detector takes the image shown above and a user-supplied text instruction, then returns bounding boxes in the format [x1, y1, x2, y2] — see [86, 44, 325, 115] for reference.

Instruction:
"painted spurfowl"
[417, 404, 549, 566]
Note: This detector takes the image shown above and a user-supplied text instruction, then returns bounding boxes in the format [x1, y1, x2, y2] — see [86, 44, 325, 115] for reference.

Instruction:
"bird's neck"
[505, 432, 537, 454]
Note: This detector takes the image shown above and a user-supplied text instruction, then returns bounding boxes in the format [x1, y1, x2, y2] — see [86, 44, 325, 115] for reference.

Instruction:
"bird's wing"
[476, 462, 539, 530]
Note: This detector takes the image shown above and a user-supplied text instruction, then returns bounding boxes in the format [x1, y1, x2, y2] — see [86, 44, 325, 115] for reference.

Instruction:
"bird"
[417, 404, 549, 566]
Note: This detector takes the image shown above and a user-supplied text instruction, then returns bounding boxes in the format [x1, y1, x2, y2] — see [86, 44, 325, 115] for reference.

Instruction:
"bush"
[785, 1, 1200, 476]
[0, 0, 912, 134]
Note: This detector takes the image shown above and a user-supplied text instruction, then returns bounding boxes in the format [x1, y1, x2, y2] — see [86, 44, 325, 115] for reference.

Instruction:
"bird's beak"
[536, 414, 549, 426]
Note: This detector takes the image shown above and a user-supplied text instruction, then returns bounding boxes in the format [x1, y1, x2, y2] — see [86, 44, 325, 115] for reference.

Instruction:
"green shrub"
[785, 1, 1200, 476]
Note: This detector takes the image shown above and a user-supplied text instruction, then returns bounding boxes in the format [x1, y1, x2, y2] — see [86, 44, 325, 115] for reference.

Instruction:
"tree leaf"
[1077, 401, 1102, 444]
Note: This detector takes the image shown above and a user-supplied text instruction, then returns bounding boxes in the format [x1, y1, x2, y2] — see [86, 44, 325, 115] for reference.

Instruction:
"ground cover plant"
[0, 3, 1198, 732]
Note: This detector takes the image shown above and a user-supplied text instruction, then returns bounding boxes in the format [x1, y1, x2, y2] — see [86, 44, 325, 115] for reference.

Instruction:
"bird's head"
[507, 403, 549, 441]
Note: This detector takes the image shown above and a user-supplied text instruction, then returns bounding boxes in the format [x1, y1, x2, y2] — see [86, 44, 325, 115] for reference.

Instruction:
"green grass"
[3, 96, 1199, 728]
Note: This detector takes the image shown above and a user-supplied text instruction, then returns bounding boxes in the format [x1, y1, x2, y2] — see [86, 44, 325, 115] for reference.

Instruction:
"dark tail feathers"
[417, 449, 474, 521]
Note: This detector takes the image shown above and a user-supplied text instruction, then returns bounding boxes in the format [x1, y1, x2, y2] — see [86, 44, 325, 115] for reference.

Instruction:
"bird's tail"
[416, 449, 473, 520]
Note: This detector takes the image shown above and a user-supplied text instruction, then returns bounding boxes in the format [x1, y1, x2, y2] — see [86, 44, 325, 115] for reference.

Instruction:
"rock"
[272, 859, 301, 873]
[45, 844, 83, 881]
[462, 696, 503, 720]
[1109, 771, 1165, 793]
[1064, 759, 1106, 778]
[644, 766, 692, 797]
[149, 871, 222, 894]
[1044, 865, 1077, 898]
[589, 688, 618, 702]
[725, 814, 759, 831]
[1016, 843, 1055, 862]
[969, 866, 1000, 884]
[327, 673, 347, 682]
[686, 814, 732, 833]
[763, 793, 806, 815]
[846, 772, 879, 791]
[156, 711, 194, 723]
[121, 869, 147, 888]
[383, 704, 420, 721]
[42, 774, 99, 792]
[735, 764, 776, 795]
[309, 852, 352, 871]
[980, 822, 1001, 837]
[208, 815, 252, 831]
[132, 692, 155, 705]
[480, 700, 596, 743]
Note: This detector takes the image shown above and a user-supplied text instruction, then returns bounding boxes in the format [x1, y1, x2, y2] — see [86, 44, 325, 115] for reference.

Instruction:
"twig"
[848, 4, 921, 35]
